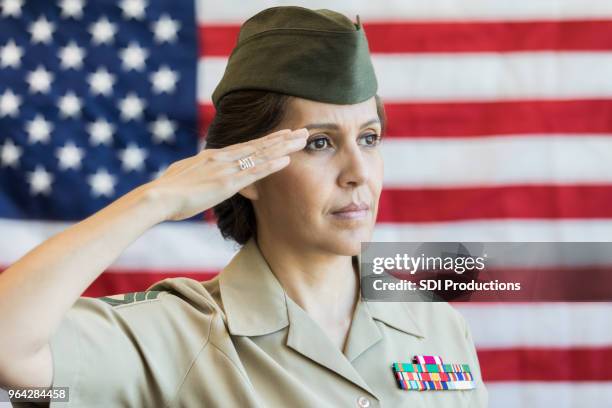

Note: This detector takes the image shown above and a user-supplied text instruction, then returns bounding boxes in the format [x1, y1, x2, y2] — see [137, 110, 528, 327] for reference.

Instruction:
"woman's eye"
[305, 133, 381, 151]
[360, 133, 381, 146]
[305, 136, 330, 151]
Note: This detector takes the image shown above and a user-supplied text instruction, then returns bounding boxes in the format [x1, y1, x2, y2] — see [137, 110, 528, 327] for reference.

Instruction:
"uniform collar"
[217, 237, 425, 340]
[218, 237, 289, 336]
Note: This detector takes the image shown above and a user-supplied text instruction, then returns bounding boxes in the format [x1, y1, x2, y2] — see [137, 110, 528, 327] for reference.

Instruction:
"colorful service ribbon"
[392, 355, 476, 391]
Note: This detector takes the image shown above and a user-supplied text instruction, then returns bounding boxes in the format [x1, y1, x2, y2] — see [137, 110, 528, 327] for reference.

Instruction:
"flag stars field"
[0, 0, 195, 247]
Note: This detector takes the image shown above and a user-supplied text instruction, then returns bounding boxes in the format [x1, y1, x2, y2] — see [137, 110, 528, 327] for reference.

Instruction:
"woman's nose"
[337, 147, 369, 188]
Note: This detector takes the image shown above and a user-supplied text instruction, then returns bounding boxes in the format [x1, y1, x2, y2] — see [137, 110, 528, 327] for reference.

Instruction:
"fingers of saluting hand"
[218, 128, 309, 162]
[224, 128, 309, 188]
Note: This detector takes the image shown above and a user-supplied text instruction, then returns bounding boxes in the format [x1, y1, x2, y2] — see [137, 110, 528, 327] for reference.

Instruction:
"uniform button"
[357, 396, 371, 408]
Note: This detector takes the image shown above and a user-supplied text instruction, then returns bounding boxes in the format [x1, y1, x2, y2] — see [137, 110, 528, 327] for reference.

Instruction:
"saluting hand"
[144, 128, 309, 221]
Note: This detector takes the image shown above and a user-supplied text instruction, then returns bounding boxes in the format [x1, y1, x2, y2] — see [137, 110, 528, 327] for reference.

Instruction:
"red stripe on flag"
[382, 99, 612, 137]
[479, 347, 612, 381]
[199, 100, 612, 138]
[199, 20, 612, 56]
[378, 185, 612, 222]
[199, 25, 240, 56]
[364, 20, 612, 53]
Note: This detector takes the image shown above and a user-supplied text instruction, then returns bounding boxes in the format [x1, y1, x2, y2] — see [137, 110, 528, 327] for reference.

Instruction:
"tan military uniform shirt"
[48, 238, 488, 407]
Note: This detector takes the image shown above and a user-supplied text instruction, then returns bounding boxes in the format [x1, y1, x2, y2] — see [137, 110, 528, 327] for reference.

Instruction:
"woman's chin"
[320, 228, 374, 255]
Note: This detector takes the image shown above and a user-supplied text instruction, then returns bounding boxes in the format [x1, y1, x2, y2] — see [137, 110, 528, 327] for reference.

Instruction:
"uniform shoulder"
[69, 277, 225, 347]
[93, 276, 221, 314]
[49, 278, 227, 407]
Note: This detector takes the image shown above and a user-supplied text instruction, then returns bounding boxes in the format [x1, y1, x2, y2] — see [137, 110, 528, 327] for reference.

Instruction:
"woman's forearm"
[0, 183, 168, 364]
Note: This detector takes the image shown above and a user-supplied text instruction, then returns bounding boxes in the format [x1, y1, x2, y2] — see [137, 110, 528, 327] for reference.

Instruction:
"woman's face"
[248, 95, 383, 256]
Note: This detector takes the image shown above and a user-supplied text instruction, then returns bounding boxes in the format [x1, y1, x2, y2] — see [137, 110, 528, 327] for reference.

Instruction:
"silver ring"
[238, 155, 256, 170]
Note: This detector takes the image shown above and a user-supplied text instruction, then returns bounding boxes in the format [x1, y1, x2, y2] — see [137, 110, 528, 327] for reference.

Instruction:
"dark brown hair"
[203, 90, 387, 246]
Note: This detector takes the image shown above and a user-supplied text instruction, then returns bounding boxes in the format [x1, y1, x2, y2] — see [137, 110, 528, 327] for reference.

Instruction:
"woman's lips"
[331, 209, 369, 219]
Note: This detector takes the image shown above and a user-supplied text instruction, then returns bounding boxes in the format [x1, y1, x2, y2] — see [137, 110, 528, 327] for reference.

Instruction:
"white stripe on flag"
[373, 220, 612, 242]
[0, 218, 237, 271]
[196, 0, 612, 22]
[380, 137, 612, 187]
[487, 382, 612, 408]
[455, 303, 612, 348]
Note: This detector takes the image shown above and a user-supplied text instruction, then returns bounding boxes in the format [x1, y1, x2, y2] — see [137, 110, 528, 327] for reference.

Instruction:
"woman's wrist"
[128, 182, 177, 225]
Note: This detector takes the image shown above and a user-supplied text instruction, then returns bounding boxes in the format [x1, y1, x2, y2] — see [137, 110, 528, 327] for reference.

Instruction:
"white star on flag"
[89, 17, 117, 45]
[119, 93, 146, 121]
[26, 66, 54, 94]
[58, 92, 82, 118]
[0, 39, 23, 68]
[88, 168, 116, 197]
[119, 42, 148, 71]
[59, 0, 85, 19]
[118, 143, 147, 171]
[58, 42, 85, 70]
[150, 66, 179, 94]
[0, 89, 21, 117]
[0, 138, 22, 168]
[150, 116, 176, 143]
[27, 166, 53, 195]
[87, 119, 114, 146]
[88, 67, 115, 96]
[1, 0, 23, 18]
[120, 0, 147, 20]
[58, 91, 81, 118]
[29, 16, 55, 44]
[56, 142, 85, 170]
[25, 115, 53, 144]
[152, 14, 179, 43]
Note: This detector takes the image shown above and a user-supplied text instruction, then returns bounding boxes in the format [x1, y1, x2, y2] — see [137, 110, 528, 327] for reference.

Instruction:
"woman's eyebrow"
[304, 118, 380, 131]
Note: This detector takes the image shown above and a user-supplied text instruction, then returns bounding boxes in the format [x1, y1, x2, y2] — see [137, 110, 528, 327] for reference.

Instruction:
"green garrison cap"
[211, 6, 378, 108]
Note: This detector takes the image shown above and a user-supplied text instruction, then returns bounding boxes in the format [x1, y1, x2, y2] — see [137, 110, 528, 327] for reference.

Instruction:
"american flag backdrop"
[1, 0, 612, 406]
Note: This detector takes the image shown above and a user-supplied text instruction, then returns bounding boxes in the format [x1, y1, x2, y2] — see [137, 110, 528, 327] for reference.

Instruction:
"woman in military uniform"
[0, 6, 487, 407]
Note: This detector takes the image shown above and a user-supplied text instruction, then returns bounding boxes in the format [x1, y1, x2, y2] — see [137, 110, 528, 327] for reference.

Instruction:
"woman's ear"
[237, 183, 259, 201]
